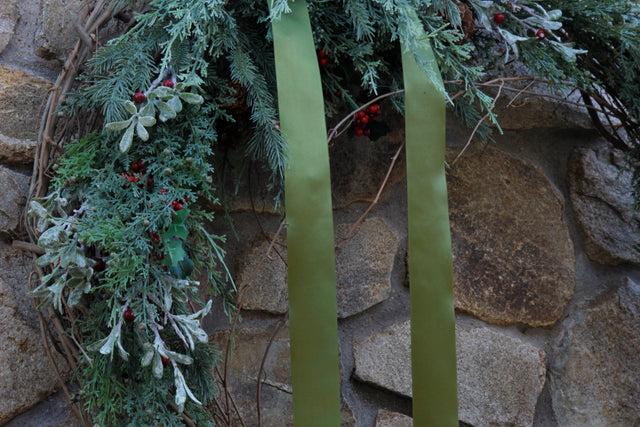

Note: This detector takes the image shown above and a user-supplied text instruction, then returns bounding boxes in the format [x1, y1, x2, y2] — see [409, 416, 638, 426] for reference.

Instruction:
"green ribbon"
[402, 41, 459, 425]
[269, 1, 341, 426]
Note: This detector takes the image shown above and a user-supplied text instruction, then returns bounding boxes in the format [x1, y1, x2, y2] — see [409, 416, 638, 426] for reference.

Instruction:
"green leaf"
[156, 100, 176, 121]
[124, 100, 138, 115]
[179, 92, 204, 104]
[139, 102, 155, 117]
[28, 200, 48, 219]
[138, 115, 156, 127]
[166, 239, 187, 266]
[136, 120, 149, 141]
[167, 95, 183, 113]
[165, 223, 188, 240]
[119, 121, 136, 152]
[172, 208, 190, 225]
[141, 344, 155, 367]
[105, 118, 133, 131]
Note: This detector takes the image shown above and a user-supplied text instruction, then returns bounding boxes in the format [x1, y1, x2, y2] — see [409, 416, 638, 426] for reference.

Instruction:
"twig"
[327, 89, 404, 144]
[11, 240, 45, 255]
[256, 318, 287, 427]
[451, 79, 506, 166]
[335, 140, 405, 250]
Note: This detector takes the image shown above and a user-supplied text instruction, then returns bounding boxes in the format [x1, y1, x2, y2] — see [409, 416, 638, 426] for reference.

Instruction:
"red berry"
[159, 188, 167, 195]
[183, 196, 190, 203]
[174, 202, 184, 211]
[317, 50, 327, 58]
[354, 128, 364, 136]
[536, 29, 546, 40]
[364, 128, 371, 136]
[161, 356, 170, 366]
[147, 177, 153, 187]
[163, 79, 174, 88]
[94, 258, 106, 272]
[360, 115, 369, 125]
[133, 92, 146, 104]
[319, 57, 329, 66]
[493, 13, 505, 24]
[123, 309, 135, 322]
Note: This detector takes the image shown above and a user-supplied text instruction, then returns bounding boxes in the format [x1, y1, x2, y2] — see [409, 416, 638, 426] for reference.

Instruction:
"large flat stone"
[569, 145, 640, 265]
[0, 166, 30, 235]
[34, 0, 85, 60]
[0, 66, 52, 141]
[234, 217, 399, 318]
[447, 146, 575, 326]
[353, 320, 547, 426]
[211, 325, 356, 426]
[0, 278, 68, 423]
[0, 0, 19, 55]
[375, 409, 412, 427]
[550, 278, 640, 426]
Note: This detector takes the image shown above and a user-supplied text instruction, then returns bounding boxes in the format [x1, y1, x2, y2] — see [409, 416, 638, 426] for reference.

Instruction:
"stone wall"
[1, 2, 639, 426]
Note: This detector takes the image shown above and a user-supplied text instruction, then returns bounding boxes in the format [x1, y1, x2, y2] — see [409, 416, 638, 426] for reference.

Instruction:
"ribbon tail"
[402, 39, 459, 426]
[269, 1, 341, 426]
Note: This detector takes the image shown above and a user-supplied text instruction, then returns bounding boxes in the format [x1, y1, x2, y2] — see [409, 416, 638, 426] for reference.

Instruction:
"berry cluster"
[353, 104, 381, 137]
[120, 160, 153, 189]
[317, 50, 329, 67]
[132, 79, 174, 104]
[493, 11, 546, 40]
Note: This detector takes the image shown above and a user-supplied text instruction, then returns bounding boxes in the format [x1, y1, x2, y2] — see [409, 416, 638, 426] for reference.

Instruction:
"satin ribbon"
[269, 1, 341, 425]
[402, 40, 459, 426]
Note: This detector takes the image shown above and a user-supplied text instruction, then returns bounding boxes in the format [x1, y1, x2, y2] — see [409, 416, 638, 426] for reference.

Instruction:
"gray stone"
[35, 0, 85, 61]
[211, 325, 356, 426]
[234, 217, 399, 318]
[0, 166, 30, 235]
[550, 278, 640, 427]
[0, 0, 19, 55]
[487, 78, 592, 130]
[0, 278, 69, 424]
[4, 390, 79, 427]
[0, 241, 40, 330]
[0, 134, 37, 166]
[447, 146, 575, 326]
[569, 145, 640, 265]
[329, 109, 406, 209]
[375, 409, 412, 427]
[335, 217, 399, 318]
[235, 232, 288, 314]
[353, 320, 547, 426]
[0, 66, 52, 141]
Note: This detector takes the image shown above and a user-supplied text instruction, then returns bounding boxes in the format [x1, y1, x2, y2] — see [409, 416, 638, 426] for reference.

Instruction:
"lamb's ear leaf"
[119, 122, 136, 152]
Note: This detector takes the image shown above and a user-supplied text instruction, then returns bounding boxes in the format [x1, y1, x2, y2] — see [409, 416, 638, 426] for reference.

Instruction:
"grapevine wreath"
[23, 0, 640, 425]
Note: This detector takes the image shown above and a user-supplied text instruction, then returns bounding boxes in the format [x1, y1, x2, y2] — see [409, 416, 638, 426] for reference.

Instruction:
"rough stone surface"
[0, 66, 52, 141]
[4, 390, 79, 426]
[0, 278, 69, 424]
[0, 241, 40, 330]
[375, 409, 412, 427]
[211, 325, 356, 426]
[353, 320, 547, 427]
[569, 145, 640, 265]
[447, 146, 575, 326]
[550, 278, 640, 427]
[335, 217, 399, 317]
[34, 0, 85, 60]
[329, 109, 406, 209]
[0, 166, 30, 235]
[0, 134, 37, 166]
[489, 80, 592, 130]
[235, 233, 288, 314]
[0, 0, 19, 55]
[234, 217, 399, 318]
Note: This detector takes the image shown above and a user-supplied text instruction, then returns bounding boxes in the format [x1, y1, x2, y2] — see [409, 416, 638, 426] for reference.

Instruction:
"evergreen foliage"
[29, 0, 640, 425]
